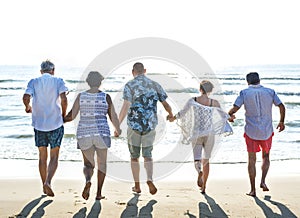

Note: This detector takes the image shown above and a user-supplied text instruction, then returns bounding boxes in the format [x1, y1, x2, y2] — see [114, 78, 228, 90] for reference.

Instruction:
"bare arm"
[276, 103, 285, 132]
[162, 100, 174, 120]
[63, 94, 80, 122]
[22, 94, 32, 113]
[106, 94, 121, 136]
[119, 100, 131, 125]
[228, 105, 240, 122]
[60, 92, 68, 117]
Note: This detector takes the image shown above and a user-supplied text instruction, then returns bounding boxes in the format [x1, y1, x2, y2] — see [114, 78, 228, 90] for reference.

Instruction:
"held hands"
[276, 122, 285, 132]
[114, 129, 122, 137]
[166, 114, 176, 122]
[228, 114, 236, 122]
[25, 105, 32, 113]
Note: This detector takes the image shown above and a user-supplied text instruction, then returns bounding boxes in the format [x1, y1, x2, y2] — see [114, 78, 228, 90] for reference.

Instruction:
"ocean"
[0, 63, 299, 167]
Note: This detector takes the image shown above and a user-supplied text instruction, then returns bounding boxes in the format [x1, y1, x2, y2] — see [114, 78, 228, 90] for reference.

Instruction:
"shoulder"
[27, 78, 36, 84]
[261, 86, 275, 92]
[212, 99, 221, 107]
[124, 79, 135, 88]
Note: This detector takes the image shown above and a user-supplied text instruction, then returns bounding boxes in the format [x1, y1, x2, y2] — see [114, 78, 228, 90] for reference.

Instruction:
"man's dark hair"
[132, 62, 144, 74]
[246, 72, 260, 85]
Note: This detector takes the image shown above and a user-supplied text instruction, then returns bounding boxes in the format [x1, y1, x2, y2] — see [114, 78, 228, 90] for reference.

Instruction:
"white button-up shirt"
[24, 73, 68, 131]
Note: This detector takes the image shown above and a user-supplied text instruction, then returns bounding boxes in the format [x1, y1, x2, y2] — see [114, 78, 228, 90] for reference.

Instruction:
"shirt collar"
[248, 84, 262, 88]
[134, 74, 145, 79]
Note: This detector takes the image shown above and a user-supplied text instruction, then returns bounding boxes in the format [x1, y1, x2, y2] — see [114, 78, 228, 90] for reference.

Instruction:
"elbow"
[61, 96, 68, 105]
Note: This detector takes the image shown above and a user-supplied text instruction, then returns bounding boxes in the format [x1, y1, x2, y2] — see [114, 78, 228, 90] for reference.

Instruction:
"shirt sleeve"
[156, 83, 168, 102]
[177, 98, 193, 118]
[273, 91, 282, 106]
[233, 90, 244, 107]
[123, 83, 132, 102]
[24, 79, 34, 97]
[58, 78, 68, 94]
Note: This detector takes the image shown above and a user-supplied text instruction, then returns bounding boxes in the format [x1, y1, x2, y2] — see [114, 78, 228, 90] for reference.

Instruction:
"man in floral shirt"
[119, 62, 174, 195]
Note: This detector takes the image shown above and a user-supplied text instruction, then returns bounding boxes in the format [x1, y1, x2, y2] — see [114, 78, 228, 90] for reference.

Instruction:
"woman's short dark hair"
[86, 71, 104, 87]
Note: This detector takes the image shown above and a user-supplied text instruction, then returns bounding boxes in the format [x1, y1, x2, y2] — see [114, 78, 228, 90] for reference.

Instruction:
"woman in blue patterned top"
[64, 71, 121, 200]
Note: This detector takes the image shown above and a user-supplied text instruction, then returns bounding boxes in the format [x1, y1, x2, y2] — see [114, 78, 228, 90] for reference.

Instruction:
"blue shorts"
[34, 126, 64, 149]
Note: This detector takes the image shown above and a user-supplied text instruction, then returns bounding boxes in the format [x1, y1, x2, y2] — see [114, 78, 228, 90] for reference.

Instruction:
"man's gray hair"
[41, 60, 55, 72]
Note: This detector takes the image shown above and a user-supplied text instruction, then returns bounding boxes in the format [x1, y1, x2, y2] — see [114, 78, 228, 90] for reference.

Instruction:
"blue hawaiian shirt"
[123, 74, 168, 132]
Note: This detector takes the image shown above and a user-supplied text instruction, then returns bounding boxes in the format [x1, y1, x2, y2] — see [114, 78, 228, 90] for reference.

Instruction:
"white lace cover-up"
[176, 98, 233, 144]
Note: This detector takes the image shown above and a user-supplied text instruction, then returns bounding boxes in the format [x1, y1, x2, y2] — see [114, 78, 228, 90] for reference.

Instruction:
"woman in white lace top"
[169, 80, 232, 194]
[64, 71, 121, 200]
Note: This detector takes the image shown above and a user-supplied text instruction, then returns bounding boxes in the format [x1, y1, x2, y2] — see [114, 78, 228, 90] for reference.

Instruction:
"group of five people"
[22, 60, 285, 200]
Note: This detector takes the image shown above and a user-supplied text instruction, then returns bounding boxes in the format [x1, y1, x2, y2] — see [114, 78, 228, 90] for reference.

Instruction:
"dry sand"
[0, 159, 299, 217]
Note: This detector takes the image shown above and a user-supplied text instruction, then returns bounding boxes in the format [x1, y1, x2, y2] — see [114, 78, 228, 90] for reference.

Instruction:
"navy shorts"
[34, 126, 64, 149]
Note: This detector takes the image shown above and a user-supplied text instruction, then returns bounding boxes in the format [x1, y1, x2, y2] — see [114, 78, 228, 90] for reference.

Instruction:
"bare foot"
[246, 191, 256, 197]
[197, 171, 203, 187]
[132, 186, 141, 194]
[147, 181, 157, 195]
[82, 181, 91, 200]
[96, 196, 105, 200]
[260, 183, 269, 191]
[43, 184, 54, 197]
[201, 186, 206, 194]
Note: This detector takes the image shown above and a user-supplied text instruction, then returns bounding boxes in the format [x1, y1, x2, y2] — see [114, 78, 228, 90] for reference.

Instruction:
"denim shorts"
[34, 126, 64, 149]
[127, 128, 156, 158]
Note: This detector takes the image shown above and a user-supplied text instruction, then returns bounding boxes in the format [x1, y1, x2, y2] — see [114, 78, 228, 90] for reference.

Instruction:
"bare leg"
[260, 151, 270, 191]
[81, 149, 95, 200]
[247, 152, 256, 197]
[193, 143, 203, 188]
[194, 161, 203, 188]
[38, 147, 48, 186]
[96, 148, 107, 200]
[43, 146, 59, 197]
[144, 157, 157, 195]
[131, 158, 141, 193]
[201, 159, 210, 194]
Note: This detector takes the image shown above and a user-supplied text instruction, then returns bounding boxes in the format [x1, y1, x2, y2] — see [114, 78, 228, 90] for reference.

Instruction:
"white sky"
[0, 0, 299, 71]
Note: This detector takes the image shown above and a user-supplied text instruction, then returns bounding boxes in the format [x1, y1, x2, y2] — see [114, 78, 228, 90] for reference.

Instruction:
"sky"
[0, 0, 299, 71]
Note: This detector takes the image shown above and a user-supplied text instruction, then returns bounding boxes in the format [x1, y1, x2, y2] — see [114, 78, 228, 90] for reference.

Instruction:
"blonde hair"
[200, 80, 214, 94]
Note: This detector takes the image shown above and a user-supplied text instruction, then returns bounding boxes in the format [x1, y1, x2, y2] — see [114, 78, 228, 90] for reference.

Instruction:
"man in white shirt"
[23, 60, 68, 197]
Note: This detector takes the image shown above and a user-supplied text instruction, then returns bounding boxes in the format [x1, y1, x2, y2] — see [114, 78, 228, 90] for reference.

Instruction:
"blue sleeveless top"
[77, 91, 110, 138]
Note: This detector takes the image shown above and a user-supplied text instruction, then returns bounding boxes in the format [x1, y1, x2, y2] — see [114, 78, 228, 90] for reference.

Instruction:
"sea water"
[0, 64, 299, 166]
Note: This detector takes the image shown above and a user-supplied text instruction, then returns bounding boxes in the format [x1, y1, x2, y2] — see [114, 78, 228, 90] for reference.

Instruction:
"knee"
[262, 152, 270, 160]
[131, 158, 139, 162]
[84, 161, 95, 169]
[144, 157, 152, 162]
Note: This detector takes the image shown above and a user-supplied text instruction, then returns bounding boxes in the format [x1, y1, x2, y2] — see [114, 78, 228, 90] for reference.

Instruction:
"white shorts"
[192, 134, 215, 160]
[77, 135, 111, 150]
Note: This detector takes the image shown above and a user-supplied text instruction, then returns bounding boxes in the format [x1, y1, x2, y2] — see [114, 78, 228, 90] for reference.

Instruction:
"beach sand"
[0, 159, 299, 217]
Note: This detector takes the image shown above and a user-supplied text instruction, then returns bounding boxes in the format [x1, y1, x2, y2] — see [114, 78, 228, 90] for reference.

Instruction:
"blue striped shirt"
[234, 84, 282, 140]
